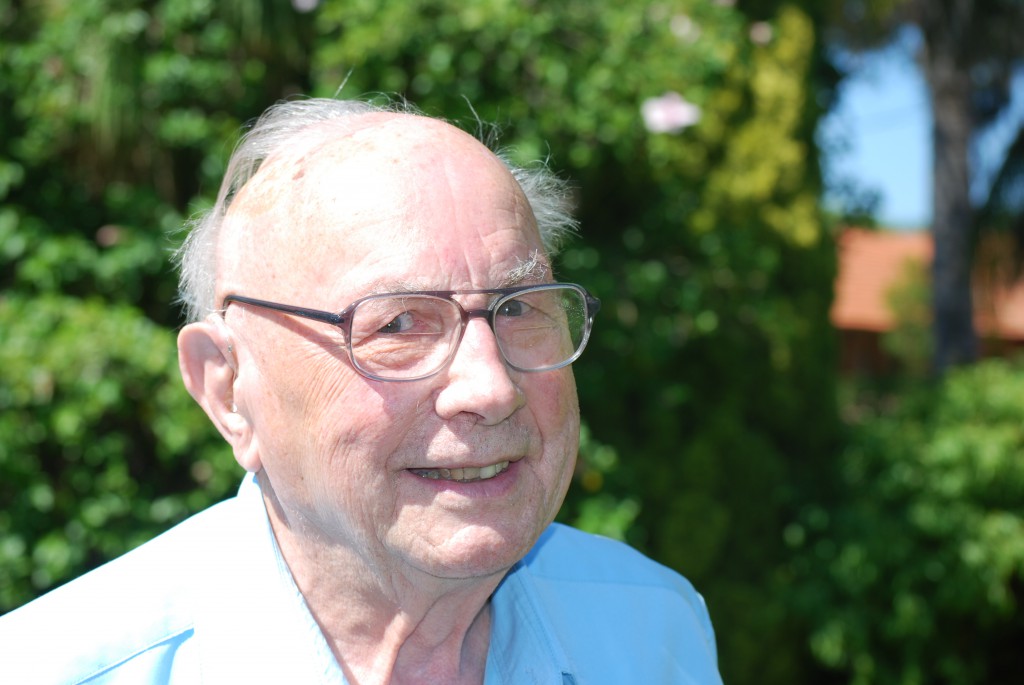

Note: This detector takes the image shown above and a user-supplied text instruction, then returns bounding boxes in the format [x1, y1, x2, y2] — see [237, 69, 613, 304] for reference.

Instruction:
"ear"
[178, 317, 262, 473]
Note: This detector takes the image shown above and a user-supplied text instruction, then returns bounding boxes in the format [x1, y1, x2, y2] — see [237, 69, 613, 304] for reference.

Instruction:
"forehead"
[218, 115, 545, 302]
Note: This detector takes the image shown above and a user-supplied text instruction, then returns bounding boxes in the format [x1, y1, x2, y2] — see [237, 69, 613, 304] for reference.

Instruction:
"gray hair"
[175, 97, 578, 322]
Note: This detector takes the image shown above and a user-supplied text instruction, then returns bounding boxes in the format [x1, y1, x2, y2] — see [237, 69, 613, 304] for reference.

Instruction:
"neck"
[261, 484, 501, 685]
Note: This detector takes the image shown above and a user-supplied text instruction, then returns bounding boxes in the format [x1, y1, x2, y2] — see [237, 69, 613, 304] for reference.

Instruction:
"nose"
[434, 316, 525, 425]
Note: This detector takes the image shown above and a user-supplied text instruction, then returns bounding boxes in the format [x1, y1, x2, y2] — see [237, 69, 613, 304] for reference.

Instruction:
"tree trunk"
[924, 44, 977, 373]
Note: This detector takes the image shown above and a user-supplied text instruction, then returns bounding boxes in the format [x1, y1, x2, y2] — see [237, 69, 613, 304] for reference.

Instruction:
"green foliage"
[793, 360, 1024, 685]
[564, 424, 640, 542]
[5, 1, 1019, 681]
[0, 295, 233, 610]
[0, 0, 313, 613]
[2, 2, 844, 683]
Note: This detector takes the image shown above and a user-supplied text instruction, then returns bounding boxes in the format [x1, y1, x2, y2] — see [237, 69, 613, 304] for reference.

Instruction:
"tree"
[825, 0, 1024, 373]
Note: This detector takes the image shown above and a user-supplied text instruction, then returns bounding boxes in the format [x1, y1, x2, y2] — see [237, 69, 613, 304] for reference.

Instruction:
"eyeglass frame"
[221, 283, 601, 382]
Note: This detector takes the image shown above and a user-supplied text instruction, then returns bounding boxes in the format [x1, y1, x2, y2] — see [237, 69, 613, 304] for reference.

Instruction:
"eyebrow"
[500, 251, 551, 287]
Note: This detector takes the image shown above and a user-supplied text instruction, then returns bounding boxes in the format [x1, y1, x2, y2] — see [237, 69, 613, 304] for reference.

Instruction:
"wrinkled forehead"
[216, 114, 543, 300]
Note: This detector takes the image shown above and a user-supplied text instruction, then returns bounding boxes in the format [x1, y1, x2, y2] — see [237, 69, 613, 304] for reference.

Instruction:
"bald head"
[215, 113, 539, 306]
[176, 99, 577, 322]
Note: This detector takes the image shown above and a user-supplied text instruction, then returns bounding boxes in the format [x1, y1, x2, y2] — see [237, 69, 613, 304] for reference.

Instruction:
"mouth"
[409, 460, 511, 483]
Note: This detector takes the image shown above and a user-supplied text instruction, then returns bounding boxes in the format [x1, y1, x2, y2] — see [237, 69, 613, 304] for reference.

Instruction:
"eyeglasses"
[222, 283, 600, 382]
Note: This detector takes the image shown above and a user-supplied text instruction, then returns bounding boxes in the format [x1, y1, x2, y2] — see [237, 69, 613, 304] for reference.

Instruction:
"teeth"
[411, 460, 510, 483]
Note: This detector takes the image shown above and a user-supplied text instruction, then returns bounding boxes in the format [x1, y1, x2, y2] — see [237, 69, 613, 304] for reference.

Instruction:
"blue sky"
[821, 39, 1024, 231]
[821, 42, 932, 229]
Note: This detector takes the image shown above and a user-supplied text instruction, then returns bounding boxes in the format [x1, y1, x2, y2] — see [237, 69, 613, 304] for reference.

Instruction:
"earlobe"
[178, 318, 262, 473]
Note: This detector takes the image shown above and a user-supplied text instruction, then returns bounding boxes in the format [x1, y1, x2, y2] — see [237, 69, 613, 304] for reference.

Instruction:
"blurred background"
[2, 1, 1023, 683]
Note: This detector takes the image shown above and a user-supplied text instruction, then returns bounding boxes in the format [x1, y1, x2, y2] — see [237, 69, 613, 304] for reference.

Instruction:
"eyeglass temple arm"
[222, 295, 346, 327]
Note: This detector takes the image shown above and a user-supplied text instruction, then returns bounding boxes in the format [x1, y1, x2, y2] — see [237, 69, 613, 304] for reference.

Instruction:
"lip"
[402, 458, 521, 497]
[409, 458, 513, 481]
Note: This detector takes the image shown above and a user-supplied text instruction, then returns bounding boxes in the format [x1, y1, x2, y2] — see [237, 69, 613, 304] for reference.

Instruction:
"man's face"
[217, 116, 579, 581]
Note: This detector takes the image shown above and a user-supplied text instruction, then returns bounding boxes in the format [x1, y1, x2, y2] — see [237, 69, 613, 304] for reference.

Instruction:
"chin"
[407, 522, 542, 581]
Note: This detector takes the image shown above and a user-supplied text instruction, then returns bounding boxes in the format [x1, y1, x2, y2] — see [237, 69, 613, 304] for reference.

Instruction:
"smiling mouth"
[410, 460, 511, 483]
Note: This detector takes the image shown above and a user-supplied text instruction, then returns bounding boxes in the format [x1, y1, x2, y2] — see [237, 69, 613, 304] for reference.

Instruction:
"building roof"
[830, 228, 1024, 341]
[831, 228, 931, 333]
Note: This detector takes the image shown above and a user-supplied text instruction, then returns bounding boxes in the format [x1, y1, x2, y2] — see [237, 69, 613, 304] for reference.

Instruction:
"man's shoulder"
[518, 522, 714, 630]
[523, 522, 695, 589]
[0, 495, 243, 683]
[505, 523, 722, 683]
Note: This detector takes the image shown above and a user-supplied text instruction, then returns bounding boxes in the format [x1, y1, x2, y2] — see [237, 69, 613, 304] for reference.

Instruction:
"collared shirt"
[0, 475, 722, 684]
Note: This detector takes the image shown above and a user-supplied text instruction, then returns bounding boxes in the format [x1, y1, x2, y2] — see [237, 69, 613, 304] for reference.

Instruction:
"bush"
[0, 294, 236, 612]
[793, 359, 1024, 685]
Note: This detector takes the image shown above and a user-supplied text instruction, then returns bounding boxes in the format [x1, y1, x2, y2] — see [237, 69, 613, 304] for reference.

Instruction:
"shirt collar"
[197, 474, 574, 684]
[191, 473, 348, 683]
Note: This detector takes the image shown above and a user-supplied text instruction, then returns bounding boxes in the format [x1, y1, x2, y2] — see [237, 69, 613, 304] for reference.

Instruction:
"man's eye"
[378, 312, 415, 334]
[497, 299, 529, 317]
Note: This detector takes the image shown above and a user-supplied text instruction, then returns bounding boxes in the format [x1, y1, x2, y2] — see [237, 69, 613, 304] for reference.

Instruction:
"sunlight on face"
[220, 115, 580, 583]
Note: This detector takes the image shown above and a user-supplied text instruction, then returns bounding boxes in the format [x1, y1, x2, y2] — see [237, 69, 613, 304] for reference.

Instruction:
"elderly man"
[0, 99, 721, 684]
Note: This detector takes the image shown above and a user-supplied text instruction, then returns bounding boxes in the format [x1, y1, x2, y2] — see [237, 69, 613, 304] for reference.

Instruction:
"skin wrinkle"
[191, 113, 579, 685]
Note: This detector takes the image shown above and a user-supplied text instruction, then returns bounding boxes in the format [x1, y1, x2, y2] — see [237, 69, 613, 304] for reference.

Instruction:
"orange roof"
[831, 228, 931, 332]
[831, 228, 1024, 341]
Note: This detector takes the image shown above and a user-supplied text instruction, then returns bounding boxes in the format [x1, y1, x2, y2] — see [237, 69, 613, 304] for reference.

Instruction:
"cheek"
[290, 359, 434, 491]
[536, 370, 579, 437]
[244, 335, 367, 471]
[529, 370, 580, 482]
[256, 359, 408, 538]
[293, 374, 409, 498]
[297, 362, 362, 435]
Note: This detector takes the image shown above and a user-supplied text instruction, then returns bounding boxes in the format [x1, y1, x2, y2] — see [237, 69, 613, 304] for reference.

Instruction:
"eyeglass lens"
[349, 287, 588, 379]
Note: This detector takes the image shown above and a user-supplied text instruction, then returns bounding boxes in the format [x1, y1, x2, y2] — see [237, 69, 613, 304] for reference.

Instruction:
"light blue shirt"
[0, 475, 722, 684]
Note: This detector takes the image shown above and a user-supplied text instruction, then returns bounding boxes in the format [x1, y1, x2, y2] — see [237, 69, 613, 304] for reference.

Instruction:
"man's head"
[176, 99, 594, 583]
[176, 99, 578, 323]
